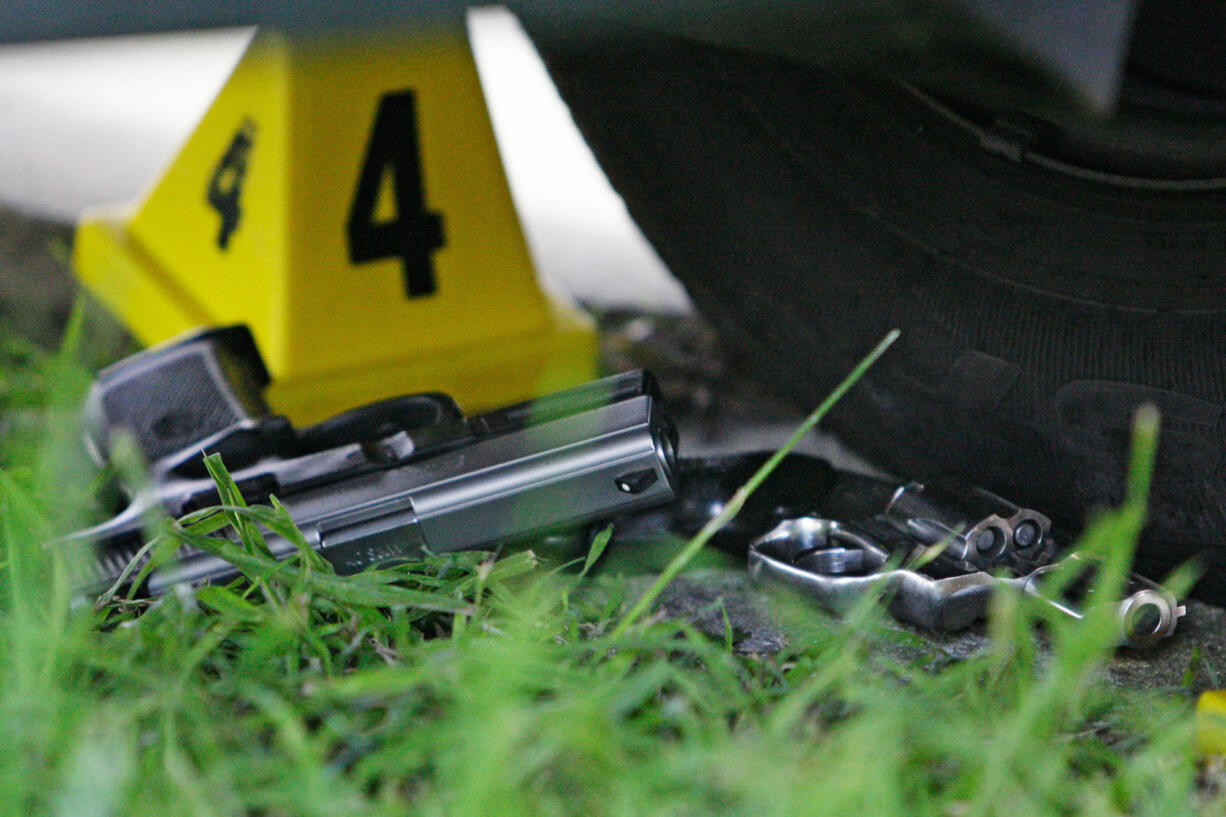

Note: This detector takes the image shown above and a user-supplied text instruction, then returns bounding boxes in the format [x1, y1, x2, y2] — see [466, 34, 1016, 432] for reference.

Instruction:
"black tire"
[530, 31, 1226, 600]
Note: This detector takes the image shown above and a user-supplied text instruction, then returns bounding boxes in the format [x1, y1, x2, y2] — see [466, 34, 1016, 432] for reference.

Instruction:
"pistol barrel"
[84, 372, 678, 597]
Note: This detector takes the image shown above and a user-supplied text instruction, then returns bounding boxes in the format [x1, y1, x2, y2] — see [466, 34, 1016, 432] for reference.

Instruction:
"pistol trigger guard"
[294, 393, 465, 453]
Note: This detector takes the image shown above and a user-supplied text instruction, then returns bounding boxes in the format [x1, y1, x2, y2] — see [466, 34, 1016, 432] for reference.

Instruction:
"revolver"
[73, 326, 679, 596]
[748, 479, 1185, 649]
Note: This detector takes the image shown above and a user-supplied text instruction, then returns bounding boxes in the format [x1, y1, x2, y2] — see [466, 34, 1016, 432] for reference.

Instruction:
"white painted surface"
[0, 28, 250, 219]
[467, 7, 689, 312]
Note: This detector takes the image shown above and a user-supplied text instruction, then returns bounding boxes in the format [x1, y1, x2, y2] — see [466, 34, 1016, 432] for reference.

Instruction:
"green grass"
[0, 307, 1211, 816]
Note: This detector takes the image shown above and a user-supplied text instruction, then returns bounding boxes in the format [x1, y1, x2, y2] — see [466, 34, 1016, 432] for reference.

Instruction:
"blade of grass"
[579, 525, 613, 578]
[203, 453, 272, 558]
[1126, 403, 1160, 507]
[172, 527, 474, 613]
[611, 328, 900, 638]
[967, 405, 1164, 815]
[905, 536, 953, 571]
[194, 585, 268, 624]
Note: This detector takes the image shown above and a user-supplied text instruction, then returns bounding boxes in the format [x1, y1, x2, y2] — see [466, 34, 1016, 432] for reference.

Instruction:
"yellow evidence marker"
[74, 21, 596, 423]
[1198, 691, 1226, 755]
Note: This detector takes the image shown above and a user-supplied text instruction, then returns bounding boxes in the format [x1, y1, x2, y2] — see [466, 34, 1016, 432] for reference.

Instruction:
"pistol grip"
[83, 325, 271, 467]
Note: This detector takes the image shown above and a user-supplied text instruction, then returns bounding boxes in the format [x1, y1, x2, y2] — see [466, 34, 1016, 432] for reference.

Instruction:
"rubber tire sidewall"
[531, 30, 1226, 600]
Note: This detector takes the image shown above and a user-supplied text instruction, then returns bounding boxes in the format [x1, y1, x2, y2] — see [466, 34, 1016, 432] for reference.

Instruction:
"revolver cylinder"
[885, 477, 1052, 570]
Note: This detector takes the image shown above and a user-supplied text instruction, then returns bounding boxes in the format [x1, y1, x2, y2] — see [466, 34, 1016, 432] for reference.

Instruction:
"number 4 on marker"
[347, 90, 446, 298]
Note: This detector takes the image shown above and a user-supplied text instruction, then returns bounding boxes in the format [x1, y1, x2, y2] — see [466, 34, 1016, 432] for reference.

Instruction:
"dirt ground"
[0, 208, 75, 346]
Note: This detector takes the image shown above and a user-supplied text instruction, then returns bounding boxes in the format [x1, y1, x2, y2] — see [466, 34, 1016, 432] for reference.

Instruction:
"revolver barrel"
[1018, 555, 1185, 649]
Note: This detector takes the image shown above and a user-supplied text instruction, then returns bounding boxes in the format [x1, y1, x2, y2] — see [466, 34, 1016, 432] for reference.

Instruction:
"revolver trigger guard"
[747, 517, 999, 631]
